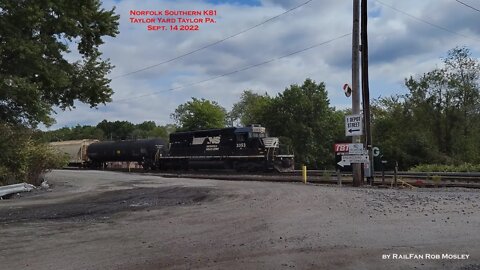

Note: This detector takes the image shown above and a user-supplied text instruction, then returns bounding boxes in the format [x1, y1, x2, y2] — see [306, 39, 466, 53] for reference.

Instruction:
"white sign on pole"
[348, 143, 366, 155]
[345, 114, 363, 136]
[337, 154, 369, 167]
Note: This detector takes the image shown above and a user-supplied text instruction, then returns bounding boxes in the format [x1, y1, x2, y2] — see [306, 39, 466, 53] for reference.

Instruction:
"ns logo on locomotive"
[51, 125, 294, 172]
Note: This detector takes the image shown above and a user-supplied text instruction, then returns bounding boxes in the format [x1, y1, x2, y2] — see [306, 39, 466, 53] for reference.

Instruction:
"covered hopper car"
[49, 139, 98, 167]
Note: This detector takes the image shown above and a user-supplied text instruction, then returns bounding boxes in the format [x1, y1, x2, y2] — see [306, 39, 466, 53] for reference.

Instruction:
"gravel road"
[1, 170, 479, 270]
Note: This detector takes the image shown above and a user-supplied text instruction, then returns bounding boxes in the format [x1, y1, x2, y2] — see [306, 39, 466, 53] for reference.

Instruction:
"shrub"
[409, 163, 480, 172]
[431, 175, 442, 187]
[322, 170, 331, 181]
[0, 123, 68, 186]
[24, 142, 69, 185]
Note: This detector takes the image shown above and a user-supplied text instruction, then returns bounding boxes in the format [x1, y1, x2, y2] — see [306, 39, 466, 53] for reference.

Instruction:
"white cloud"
[48, 0, 480, 129]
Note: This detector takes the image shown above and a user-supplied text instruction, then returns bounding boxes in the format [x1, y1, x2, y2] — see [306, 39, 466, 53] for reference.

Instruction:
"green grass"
[409, 163, 480, 172]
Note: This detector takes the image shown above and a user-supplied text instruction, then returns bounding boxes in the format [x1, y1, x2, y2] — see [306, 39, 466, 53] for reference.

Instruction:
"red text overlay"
[129, 9, 217, 31]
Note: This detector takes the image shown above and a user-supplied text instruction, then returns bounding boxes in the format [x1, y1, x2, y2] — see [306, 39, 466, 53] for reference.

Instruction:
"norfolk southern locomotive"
[158, 125, 294, 172]
[52, 125, 294, 172]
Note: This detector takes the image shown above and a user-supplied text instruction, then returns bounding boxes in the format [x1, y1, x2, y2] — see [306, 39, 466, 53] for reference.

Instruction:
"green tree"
[229, 90, 271, 126]
[262, 79, 342, 168]
[171, 98, 227, 131]
[0, 0, 119, 127]
[0, 123, 67, 185]
[130, 121, 159, 139]
[147, 126, 169, 140]
[136, 121, 157, 132]
[41, 125, 104, 142]
[42, 121, 173, 142]
[405, 47, 480, 163]
[131, 123, 173, 141]
[97, 120, 135, 140]
[70, 125, 104, 140]
[372, 47, 480, 169]
[372, 96, 443, 169]
[148, 124, 176, 141]
[43, 127, 73, 142]
[444, 47, 480, 160]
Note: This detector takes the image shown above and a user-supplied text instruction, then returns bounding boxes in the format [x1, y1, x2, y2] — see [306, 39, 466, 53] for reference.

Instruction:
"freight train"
[50, 125, 294, 172]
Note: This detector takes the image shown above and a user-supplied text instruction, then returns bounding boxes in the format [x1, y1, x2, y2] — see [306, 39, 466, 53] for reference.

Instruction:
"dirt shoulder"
[1, 170, 479, 270]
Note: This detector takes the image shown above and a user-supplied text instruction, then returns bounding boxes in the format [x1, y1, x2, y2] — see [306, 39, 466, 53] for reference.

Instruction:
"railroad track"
[153, 172, 480, 188]
[64, 167, 480, 188]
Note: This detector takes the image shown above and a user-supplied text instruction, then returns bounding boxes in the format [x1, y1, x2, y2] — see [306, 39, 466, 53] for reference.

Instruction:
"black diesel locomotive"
[86, 125, 294, 172]
[160, 125, 294, 172]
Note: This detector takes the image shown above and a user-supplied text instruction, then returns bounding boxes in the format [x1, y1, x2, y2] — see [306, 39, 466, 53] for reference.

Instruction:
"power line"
[111, 0, 314, 79]
[114, 33, 351, 102]
[375, 0, 480, 42]
[456, 0, 480, 13]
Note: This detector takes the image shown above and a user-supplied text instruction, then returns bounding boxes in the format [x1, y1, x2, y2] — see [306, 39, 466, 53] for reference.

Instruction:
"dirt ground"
[1, 170, 479, 270]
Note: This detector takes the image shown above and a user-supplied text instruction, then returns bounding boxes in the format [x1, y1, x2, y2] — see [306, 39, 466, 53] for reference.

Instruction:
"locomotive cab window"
[249, 132, 266, 138]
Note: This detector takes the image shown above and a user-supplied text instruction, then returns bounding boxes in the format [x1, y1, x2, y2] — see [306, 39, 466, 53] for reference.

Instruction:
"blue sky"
[46, 0, 480, 129]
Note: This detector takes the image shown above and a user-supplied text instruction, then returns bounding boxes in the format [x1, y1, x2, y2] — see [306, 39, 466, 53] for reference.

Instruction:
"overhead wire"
[114, 0, 480, 103]
[455, 0, 480, 13]
[111, 0, 314, 79]
[114, 33, 351, 102]
[374, 0, 480, 42]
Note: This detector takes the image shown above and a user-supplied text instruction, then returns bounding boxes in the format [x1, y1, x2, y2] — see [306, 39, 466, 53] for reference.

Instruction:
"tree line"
[39, 47, 480, 172]
[40, 78, 346, 169]
[168, 47, 480, 170]
[0, 0, 478, 185]
[42, 120, 175, 142]
[372, 47, 480, 170]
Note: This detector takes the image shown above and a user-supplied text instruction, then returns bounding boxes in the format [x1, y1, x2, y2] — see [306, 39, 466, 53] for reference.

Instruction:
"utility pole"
[352, 0, 362, 187]
[361, 0, 374, 184]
